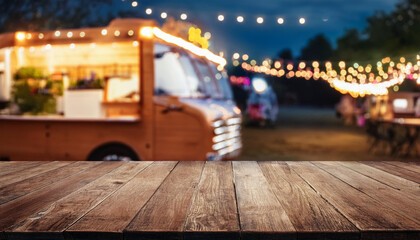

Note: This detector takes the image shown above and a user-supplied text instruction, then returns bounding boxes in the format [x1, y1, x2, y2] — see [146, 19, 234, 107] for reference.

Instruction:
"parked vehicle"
[0, 19, 242, 161]
[246, 77, 278, 126]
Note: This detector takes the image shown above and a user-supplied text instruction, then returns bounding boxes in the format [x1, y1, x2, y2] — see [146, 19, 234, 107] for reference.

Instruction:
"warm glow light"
[140, 27, 154, 38]
[237, 16, 244, 23]
[69, 43, 75, 49]
[15, 32, 25, 41]
[54, 31, 61, 37]
[299, 17, 306, 24]
[242, 54, 249, 61]
[38, 33, 44, 39]
[132, 41, 139, 47]
[152, 27, 227, 67]
[145, 8, 152, 15]
[114, 30, 120, 37]
[252, 78, 268, 93]
[67, 32, 73, 38]
[180, 13, 187, 20]
[131, 1, 138, 7]
[204, 32, 211, 40]
[79, 32, 85, 37]
[128, 30, 134, 36]
[45, 44, 52, 50]
[26, 33, 32, 39]
[161, 12, 167, 19]
[101, 29, 108, 35]
[218, 15, 224, 21]
[256, 17, 264, 24]
[277, 18, 284, 24]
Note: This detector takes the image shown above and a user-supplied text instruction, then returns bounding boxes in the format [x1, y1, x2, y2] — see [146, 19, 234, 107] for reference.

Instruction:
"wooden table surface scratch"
[0, 161, 419, 240]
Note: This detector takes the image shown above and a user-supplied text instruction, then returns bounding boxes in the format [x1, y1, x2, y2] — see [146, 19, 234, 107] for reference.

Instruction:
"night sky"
[118, 0, 398, 61]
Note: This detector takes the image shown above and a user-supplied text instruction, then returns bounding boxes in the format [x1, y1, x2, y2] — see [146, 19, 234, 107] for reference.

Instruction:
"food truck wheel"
[87, 143, 140, 161]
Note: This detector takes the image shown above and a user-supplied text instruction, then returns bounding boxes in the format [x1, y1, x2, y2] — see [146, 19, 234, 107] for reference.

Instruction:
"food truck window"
[194, 58, 222, 99]
[154, 44, 191, 97]
[178, 54, 206, 98]
[210, 64, 233, 100]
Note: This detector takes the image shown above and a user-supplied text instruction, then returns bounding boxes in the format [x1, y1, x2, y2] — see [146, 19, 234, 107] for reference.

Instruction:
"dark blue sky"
[118, 0, 399, 61]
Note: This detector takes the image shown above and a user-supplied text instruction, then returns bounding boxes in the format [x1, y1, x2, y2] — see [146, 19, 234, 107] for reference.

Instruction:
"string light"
[101, 29, 107, 36]
[277, 18, 284, 24]
[256, 17, 264, 24]
[161, 12, 167, 19]
[218, 15, 224, 21]
[79, 32, 85, 37]
[131, 1, 138, 7]
[299, 17, 306, 24]
[233, 53, 240, 60]
[145, 8, 152, 15]
[237, 16, 244, 23]
[180, 13, 188, 20]
[240, 56, 418, 97]
[54, 31, 61, 37]
[67, 32, 73, 38]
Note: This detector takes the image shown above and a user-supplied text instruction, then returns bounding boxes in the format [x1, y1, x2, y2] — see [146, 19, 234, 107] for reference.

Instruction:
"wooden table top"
[0, 161, 419, 240]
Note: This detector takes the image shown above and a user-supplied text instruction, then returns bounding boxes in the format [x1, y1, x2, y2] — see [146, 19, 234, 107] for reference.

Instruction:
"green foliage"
[334, 0, 420, 61]
[14, 67, 44, 80]
[0, 0, 114, 33]
[299, 34, 333, 62]
[12, 80, 56, 115]
[12, 67, 60, 115]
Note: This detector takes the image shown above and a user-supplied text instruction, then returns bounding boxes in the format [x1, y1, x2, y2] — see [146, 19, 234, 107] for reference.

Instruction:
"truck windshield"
[154, 44, 205, 98]
[210, 64, 234, 100]
[193, 58, 222, 99]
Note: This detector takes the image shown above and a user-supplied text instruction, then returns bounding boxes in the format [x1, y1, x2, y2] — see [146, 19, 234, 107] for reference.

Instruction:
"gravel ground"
[238, 107, 419, 161]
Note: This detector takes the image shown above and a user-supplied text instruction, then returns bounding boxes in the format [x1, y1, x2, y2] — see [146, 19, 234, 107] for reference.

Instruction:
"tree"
[277, 49, 293, 62]
[0, 0, 115, 33]
[299, 34, 333, 62]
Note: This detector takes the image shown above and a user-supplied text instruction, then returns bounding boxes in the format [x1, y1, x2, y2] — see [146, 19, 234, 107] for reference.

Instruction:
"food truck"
[0, 19, 242, 161]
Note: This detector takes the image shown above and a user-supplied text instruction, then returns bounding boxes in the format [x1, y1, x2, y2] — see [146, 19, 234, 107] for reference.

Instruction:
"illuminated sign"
[188, 27, 208, 49]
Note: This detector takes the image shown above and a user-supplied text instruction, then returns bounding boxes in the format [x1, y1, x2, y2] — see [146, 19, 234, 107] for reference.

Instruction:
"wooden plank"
[6, 162, 152, 240]
[338, 161, 420, 197]
[258, 161, 359, 240]
[0, 162, 47, 177]
[313, 161, 420, 224]
[0, 162, 94, 205]
[124, 161, 204, 240]
[67, 161, 177, 240]
[232, 161, 295, 240]
[0, 161, 71, 188]
[0, 161, 122, 231]
[362, 161, 420, 184]
[184, 161, 239, 240]
[384, 161, 420, 174]
[287, 161, 420, 240]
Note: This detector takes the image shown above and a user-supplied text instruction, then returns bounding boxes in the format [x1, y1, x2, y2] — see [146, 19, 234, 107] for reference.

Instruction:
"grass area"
[238, 107, 418, 161]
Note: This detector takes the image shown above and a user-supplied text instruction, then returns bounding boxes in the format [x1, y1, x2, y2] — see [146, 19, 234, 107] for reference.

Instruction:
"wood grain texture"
[67, 161, 177, 240]
[383, 161, 420, 174]
[361, 161, 420, 183]
[0, 162, 93, 205]
[184, 161, 239, 240]
[0, 162, 48, 178]
[124, 161, 205, 240]
[288, 161, 420, 240]
[0, 162, 71, 188]
[313, 161, 420, 224]
[338, 161, 420, 197]
[0, 161, 122, 231]
[258, 161, 359, 240]
[232, 161, 295, 240]
[7, 162, 152, 240]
